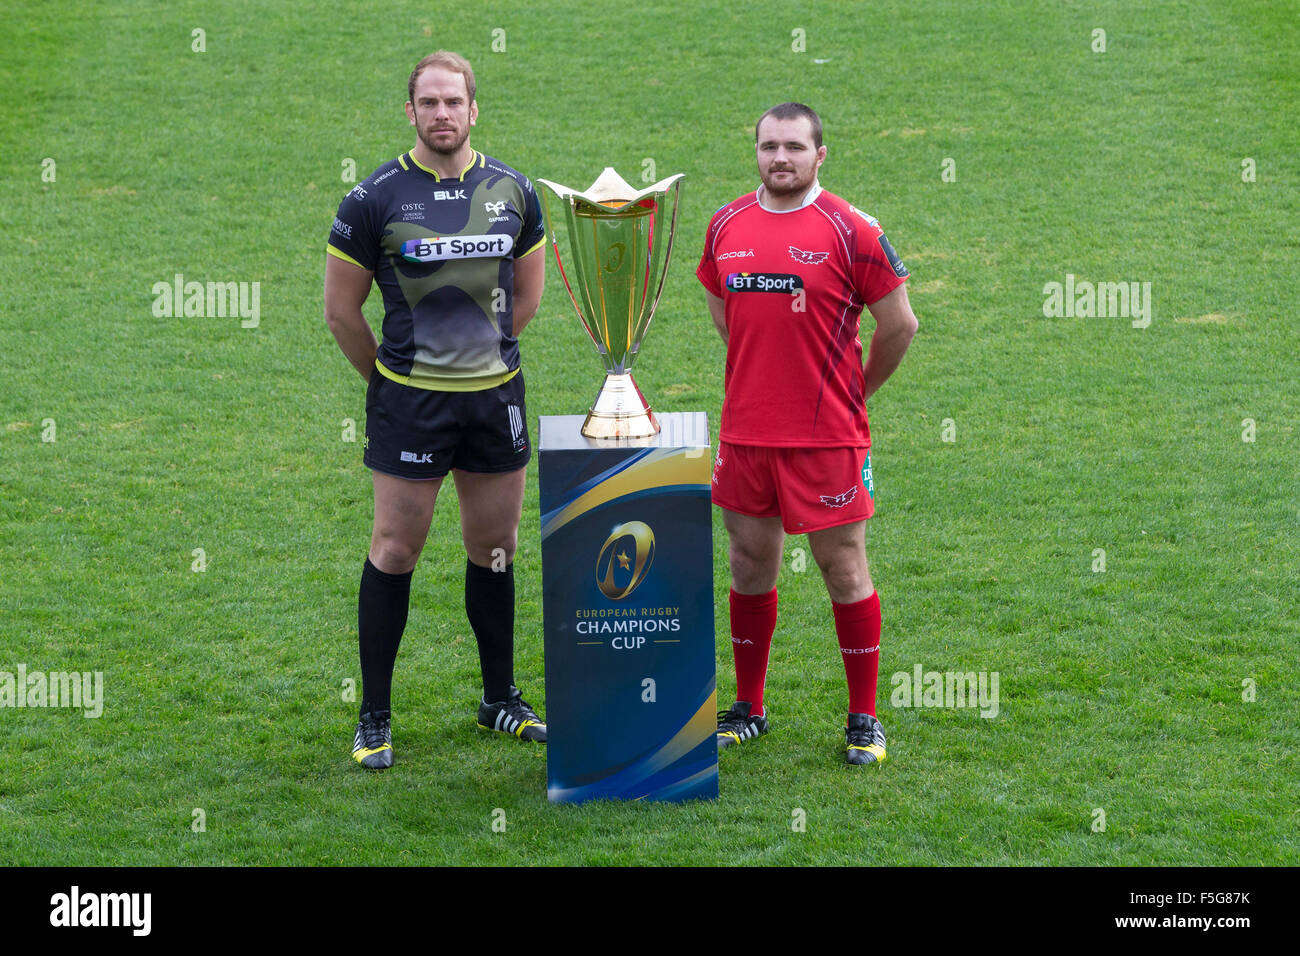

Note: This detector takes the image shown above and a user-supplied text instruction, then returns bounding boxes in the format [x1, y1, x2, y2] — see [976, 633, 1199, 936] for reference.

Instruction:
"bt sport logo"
[725, 272, 803, 293]
[401, 234, 515, 262]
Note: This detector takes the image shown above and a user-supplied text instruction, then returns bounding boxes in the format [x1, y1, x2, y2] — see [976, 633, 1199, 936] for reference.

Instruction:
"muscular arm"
[705, 290, 728, 345]
[512, 245, 545, 336]
[324, 253, 378, 382]
[862, 282, 919, 402]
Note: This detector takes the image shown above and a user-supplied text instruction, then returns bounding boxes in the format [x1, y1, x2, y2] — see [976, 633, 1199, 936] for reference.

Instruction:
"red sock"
[729, 588, 778, 717]
[834, 591, 881, 717]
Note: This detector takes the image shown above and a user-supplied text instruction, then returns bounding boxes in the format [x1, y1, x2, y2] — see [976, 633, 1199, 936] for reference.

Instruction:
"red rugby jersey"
[697, 185, 908, 447]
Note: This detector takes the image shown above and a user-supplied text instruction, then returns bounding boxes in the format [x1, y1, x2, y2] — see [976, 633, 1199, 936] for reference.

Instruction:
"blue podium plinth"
[539, 412, 718, 803]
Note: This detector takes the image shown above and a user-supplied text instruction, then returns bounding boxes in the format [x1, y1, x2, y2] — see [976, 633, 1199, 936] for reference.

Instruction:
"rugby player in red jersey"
[697, 102, 918, 765]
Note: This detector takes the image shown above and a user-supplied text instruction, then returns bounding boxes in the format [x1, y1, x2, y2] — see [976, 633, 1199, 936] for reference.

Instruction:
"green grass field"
[1, 0, 1296, 865]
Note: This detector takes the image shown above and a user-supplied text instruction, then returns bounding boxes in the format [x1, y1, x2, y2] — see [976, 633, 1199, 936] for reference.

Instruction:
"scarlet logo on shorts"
[820, 486, 858, 508]
[401, 234, 515, 262]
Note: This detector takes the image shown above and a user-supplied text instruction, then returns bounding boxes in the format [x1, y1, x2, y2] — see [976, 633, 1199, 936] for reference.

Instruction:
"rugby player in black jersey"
[325, 52, 547, 769]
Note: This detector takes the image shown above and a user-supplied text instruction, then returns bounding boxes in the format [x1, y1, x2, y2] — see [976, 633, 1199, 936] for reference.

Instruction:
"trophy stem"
[582, 373, 660, 439]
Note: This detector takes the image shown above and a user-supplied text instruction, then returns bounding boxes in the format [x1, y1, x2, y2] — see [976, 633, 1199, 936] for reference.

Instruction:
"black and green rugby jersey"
[327, 149, 546, 391]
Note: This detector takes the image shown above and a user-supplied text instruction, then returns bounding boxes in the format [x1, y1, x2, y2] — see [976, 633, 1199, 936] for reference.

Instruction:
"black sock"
[358, 557, 412, 717]
[465, 558, 515, 703]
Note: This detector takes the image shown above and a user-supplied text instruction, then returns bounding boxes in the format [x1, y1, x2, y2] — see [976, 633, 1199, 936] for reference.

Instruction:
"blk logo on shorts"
[400, 450, 433, 464]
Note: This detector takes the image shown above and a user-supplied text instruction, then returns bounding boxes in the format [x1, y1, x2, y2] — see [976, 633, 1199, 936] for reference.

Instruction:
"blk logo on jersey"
[401, 234, 515, 262]
[726, 272, 804, 294]
[788, 246, 829, 265]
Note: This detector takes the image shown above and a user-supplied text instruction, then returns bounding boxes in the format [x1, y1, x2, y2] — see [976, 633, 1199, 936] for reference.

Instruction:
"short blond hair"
[408, 51, 476, 104]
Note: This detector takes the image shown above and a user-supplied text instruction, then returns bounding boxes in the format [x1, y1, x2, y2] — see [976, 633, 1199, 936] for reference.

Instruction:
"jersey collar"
[757, 178, 822, 213]
[407, 148, 482, 182]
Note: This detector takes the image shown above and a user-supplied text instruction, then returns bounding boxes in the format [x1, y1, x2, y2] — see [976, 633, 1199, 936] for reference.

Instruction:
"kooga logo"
[50, 886, 151, 936]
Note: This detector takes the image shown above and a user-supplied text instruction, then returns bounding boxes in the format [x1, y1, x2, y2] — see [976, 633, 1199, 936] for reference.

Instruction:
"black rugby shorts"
[363, 370, 530, 479]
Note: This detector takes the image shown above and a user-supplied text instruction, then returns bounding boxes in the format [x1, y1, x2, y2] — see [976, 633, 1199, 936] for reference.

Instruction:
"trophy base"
[582, 373, 661, 439]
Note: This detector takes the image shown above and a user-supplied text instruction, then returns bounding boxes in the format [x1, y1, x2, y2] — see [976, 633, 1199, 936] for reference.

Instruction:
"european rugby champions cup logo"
[537, 168, 684, 439]
[596, 521, 655, 600]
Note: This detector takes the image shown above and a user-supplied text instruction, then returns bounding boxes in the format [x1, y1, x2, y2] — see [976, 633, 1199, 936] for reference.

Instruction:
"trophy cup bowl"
[538, 168, 684, 439]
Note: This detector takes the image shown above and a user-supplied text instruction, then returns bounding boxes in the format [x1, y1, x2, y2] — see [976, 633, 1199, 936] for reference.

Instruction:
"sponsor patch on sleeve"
[877, 234, 908, 278]
[850, 205, 879, 228]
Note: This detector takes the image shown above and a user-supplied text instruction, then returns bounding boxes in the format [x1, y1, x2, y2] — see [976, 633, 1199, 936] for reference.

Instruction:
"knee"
[729, 539, 764, 574]
[496, 527, 519, 558]
[465, 530, 516, 569]
[812, 548, 838, 578]
[729, 540, 780, 591]
[371, 530, 423, 574]
[816, 554, 871, 602]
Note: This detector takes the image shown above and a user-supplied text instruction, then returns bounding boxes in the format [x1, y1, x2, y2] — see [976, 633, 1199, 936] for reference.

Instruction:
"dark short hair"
[408, 50, 476, 105]
[755, 102, 823, 149]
